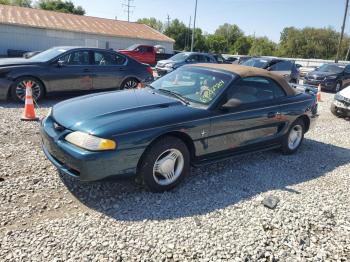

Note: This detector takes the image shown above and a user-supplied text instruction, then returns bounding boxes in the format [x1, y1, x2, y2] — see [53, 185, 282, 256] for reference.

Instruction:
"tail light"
[146, 66, 153, 76]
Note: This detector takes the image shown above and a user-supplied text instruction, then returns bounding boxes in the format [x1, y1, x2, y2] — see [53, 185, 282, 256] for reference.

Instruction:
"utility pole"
[336, 0, 349, 63]
[191, 0, 198, 52]
[122, 0, 135, 22]
[186, 16, 191, 50]
[166, 14, 171, 28]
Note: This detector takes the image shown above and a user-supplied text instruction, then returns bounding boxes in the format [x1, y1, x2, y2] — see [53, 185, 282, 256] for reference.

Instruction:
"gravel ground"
[0, 91, 349, 261]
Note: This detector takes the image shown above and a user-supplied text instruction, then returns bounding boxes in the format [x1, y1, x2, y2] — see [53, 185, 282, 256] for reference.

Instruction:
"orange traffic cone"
[316, 84, 322, 102]
[21, 81, 39, 121]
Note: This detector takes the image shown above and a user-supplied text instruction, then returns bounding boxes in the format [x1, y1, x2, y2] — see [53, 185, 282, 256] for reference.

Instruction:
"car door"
[207, 76, 287, 154]
[47, 50, 93, 92]
[91, 50, 128, 90]
[342, 65, 350, 87]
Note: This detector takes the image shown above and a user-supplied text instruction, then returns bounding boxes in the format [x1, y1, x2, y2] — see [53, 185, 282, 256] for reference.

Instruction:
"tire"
[120, 78, 139, 90]
[138, 137, 190, 192]
[281, 119, 305, 155]
[11, 77, 45, 102]
[334, 81, 342, 93]
[330, 104, 343, 117]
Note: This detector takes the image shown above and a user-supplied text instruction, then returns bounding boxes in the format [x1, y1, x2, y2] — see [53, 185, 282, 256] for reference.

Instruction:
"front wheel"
[11, 77, 44, 102]
[120, 78, 139, 90]
[138, 137, 190, 192]
[281, 119, 305, 155]
[335, 81, 342, 93]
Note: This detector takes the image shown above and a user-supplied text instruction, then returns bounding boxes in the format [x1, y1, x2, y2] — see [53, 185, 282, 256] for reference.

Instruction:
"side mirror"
[221, 98, 242, 109]
[57, 60, 65, 67]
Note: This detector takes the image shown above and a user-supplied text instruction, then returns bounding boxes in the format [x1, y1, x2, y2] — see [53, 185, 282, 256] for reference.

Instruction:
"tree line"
[138, 17, 350, 60]
[0, 0, 85, 15]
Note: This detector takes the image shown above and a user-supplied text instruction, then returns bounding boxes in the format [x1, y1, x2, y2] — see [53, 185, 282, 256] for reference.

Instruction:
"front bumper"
[304, 79, 336, 90]
[41, 116, 143, 181]
[155, 66, 173, 77]
[331, 99, 350, 116]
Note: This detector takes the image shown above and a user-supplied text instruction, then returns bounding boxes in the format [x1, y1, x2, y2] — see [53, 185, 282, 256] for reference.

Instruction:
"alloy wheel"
[153, 149, 184, 186]
[288, 125, 303, 150]
[335, 83, 341, 92]
[123, 79, 138, 89]
[16, 80, 41, 101]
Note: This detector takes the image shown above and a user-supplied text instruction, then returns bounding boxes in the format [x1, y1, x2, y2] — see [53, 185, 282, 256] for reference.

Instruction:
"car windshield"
[242, 58, 269, 68]
[169, 53, 190, 62]
[28, 47, 69, 62]
[151, 67, 233, 105]
[126, 44, 140, 51]
[317, 64, 344, 73]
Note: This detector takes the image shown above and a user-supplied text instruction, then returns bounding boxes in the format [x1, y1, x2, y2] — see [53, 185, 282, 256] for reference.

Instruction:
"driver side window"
[229, 77, 286, 104]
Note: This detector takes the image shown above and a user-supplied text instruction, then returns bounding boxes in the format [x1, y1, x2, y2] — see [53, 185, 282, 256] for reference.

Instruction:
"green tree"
[214, 23, 243, 52]
[206, 34, 227, 53]
[37, 0, 85, 15]
[193, 28, 208, 52]
[249, 37, 277, 56]
[137, 17, 164, 32]
[164, 19, 190, 50]
[277, 26, 349, 60]
[231, 36, 253, 55]
[0, 0, 32, 7]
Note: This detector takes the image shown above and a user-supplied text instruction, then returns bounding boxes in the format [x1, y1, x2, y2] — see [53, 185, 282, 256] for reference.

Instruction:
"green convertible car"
[41, 64, 318, 192]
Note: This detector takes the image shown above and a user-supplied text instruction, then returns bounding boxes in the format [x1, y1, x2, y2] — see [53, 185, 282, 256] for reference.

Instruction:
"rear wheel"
[120, 78, 139, 90]
[11, 77, 44, 102]
[138, 137, 190, 192]
[281, 119, 305, 155]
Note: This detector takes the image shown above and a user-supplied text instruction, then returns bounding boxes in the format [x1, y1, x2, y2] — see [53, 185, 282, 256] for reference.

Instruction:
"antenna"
[122, 0, 135, 22]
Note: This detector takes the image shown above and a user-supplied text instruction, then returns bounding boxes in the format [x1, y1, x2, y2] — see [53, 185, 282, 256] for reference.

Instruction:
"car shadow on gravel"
[59, 138, 350, 221]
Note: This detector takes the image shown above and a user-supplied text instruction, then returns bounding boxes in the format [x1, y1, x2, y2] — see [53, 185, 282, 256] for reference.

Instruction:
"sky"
[70, 0, 347, 42]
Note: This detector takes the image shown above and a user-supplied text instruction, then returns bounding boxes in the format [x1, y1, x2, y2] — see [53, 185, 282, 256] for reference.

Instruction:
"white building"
[0, 4, 174, 56]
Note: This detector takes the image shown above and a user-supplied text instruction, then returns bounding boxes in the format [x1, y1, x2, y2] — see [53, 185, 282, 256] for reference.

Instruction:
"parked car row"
[0, 46, 154, 102]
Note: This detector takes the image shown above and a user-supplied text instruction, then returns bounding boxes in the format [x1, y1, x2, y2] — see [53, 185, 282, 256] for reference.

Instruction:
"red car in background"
[119, 44, 173, 66]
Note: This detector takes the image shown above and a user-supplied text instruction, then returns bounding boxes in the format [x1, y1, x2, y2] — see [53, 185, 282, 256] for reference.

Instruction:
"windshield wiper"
[157, 89, 190, 105]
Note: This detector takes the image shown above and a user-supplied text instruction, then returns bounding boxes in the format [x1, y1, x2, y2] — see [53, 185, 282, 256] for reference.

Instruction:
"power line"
[122, 0, 135, 22]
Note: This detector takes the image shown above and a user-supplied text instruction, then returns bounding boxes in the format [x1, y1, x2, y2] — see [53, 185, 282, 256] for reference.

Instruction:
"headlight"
[65, 131, 116, 151]
[335, 93, 344, 101]
[324, 75, 337, 80]
[165, 63, 174, 69]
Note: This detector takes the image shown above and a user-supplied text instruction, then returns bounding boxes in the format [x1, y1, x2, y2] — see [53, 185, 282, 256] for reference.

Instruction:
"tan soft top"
[192, 63, 297, 96]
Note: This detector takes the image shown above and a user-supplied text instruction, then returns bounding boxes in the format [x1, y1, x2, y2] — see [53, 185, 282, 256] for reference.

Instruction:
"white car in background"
[331, 86, 350, 117]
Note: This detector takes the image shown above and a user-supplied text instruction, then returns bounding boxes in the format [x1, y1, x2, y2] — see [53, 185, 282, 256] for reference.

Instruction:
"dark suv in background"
[242, 57, 300, 83]
[156, 52, 216, 77]
[304, 63, 350, 92]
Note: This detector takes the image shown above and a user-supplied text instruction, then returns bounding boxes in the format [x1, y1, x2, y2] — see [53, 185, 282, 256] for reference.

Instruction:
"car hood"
[157, 59, 179, 66]
[52, 89, 205, 136]
[0, 58, 41, 67]
[339, 86, 350, 98]
[307, 71, 339, 78]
